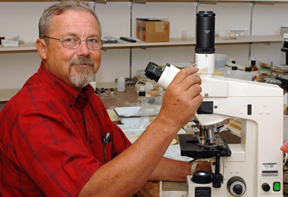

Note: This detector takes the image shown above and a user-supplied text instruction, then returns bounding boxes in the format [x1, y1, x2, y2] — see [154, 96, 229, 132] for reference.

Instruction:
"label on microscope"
[262, 171, 278, 177]
[262, 163, 277, 170]
[262, 163, 278, 177]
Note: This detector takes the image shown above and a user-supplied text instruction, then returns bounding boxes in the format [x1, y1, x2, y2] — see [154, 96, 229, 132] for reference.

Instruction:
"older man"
[0, 1, 202, 197]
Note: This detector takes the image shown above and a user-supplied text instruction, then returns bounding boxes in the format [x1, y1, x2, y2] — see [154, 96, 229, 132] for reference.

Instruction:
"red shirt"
[0, 63, 131, 197]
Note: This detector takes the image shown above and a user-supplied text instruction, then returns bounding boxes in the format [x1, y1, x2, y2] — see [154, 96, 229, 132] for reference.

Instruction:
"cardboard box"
[136, 18, 170, 42]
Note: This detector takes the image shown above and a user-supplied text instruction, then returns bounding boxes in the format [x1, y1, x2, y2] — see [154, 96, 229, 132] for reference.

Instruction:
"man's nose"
[77, 40, 90, 56]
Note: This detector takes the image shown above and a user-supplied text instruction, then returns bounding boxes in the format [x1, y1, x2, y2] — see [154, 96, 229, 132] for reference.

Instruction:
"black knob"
[227, 176, 246, 196]
[233, 185, 243, 195]
[262, 183, 270, 192]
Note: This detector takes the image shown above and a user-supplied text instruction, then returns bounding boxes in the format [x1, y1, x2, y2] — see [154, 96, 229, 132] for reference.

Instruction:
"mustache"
[68, 56, 95, 68]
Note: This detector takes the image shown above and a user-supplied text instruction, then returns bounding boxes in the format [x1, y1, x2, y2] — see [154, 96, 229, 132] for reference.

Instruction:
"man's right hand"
[157, 66, 203, 131]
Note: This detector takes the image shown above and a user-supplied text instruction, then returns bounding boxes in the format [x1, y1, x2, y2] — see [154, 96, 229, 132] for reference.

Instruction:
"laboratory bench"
[99, 86, 139, 109]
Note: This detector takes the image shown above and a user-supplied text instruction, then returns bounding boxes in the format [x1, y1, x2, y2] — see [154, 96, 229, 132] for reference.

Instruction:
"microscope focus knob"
[262, 183, 270, 192]
[227, 177, 246, 196]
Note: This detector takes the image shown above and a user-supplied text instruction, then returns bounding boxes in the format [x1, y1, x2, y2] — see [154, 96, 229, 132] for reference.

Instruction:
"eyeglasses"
[43, 36, 103, 50]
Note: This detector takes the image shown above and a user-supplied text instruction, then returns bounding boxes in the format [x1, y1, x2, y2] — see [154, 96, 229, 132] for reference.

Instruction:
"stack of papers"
[117, 124, 192, 161]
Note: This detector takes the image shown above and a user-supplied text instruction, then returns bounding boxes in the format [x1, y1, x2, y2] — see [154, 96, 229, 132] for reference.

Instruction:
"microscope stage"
[178, 133, 231, 159]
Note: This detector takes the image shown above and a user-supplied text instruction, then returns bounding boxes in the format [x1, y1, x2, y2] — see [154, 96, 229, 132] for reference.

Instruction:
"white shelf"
[0, 36, 283, 53]
[0, 88, 20, 102]
[0, 42, 37, 53]
[215, 35, 283, 44]
[1, 0, 288, 2]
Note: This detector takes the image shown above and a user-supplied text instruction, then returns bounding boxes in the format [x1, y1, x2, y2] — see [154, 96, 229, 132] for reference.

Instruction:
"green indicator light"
[273, 182, 281, 191]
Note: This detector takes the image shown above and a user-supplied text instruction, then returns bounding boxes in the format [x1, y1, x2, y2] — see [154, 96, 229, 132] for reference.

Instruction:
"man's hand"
[157, 66, 203, 131]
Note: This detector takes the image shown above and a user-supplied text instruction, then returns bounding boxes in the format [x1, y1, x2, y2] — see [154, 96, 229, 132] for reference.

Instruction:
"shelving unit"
[0, 0, 286, 103]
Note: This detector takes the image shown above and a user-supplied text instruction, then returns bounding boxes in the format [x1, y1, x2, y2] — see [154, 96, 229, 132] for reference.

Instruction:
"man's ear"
[35, 39, 47, 60]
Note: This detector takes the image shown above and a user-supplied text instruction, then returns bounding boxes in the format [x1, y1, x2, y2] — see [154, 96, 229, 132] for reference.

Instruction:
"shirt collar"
[37, 62, 95, 108]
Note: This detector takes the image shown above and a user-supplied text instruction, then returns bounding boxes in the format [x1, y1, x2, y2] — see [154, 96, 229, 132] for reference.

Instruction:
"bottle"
[137, 91, 146, 106]
[145, 82, 153, 93]
[100, 90, 105, 99]
[94, 87, 98, 95]
[229, 29, 236, 37]
[250, 60, 259, 81]
[117, 76, 125, 92]
[104, 88, 109, 96]
[155, 87, 164, 105]
[89, 81, 96, 90]
[250, 60, 258, 71]
[138, 99, 151, 129]
[110, 88, 114, 97]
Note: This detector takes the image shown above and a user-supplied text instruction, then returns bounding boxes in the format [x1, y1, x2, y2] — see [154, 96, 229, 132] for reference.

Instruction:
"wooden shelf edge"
[1, 0, 288, 2]
[0, 36, 283, 53]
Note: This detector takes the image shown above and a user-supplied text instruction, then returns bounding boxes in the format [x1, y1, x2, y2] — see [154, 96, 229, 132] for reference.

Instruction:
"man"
[0, 1, 202, 196]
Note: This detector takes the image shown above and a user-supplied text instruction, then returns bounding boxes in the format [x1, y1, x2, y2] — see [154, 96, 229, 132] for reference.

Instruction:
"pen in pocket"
[103, 132, 111, 153]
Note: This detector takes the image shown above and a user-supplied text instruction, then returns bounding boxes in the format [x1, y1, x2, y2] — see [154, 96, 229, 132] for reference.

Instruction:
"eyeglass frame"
[43, 35, 103, 50]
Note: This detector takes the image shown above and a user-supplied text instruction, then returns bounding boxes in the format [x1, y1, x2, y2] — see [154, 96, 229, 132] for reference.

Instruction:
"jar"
[239, 28, 245, 37]
[117, 76, 125, 92]
[229, 29, 236, 37]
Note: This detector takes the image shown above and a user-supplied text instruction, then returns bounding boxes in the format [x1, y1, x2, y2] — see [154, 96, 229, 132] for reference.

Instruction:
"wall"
[0, 1, 288, 91]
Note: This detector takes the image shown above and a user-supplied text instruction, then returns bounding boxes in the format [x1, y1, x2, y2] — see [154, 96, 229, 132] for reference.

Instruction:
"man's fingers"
[188, 83, 202, 99]
[180, 74, 202, 92]
[172, 66, 199, 84]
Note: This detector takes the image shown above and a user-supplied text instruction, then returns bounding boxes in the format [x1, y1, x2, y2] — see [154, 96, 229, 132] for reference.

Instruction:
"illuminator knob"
[227, 177, 246, 196]
[262, 183, 270, 192]
[233, 184, 243, 195]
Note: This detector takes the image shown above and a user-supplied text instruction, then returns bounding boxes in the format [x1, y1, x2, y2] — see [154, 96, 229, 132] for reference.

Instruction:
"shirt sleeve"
[8, 109, 99, 197]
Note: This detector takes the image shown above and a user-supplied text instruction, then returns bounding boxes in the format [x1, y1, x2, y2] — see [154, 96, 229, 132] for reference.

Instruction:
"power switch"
[273, 182, 281, 191]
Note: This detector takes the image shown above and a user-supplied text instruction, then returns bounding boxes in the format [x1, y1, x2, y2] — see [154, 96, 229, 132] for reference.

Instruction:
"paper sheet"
[107, 109, 120, 122]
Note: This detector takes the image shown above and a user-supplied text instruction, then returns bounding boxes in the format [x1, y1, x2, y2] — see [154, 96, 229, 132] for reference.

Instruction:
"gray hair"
[39, 0, 102, 42]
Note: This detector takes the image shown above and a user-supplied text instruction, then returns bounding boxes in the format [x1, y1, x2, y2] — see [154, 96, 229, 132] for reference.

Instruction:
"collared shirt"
[0, 63, 131, 197]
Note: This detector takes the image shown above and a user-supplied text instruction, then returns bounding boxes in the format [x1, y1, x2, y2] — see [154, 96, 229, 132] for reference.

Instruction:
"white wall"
[1, 1, 288, 90]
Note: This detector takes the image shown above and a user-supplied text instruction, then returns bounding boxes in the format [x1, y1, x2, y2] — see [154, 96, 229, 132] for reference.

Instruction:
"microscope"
[145, 11, 284, 197]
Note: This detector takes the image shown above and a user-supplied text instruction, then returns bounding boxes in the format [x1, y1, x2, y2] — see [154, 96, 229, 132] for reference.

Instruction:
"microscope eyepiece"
[196, 11, 215, 54]
[144, 62, 180, 89]
[145, 62, 164, 82]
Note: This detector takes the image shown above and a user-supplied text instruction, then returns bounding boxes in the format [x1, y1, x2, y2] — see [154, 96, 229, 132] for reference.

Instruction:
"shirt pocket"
[104, 141, 112, 162]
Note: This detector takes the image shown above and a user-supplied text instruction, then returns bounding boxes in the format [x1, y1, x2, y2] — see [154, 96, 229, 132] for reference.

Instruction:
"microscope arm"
[195, 74, 282, 125]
